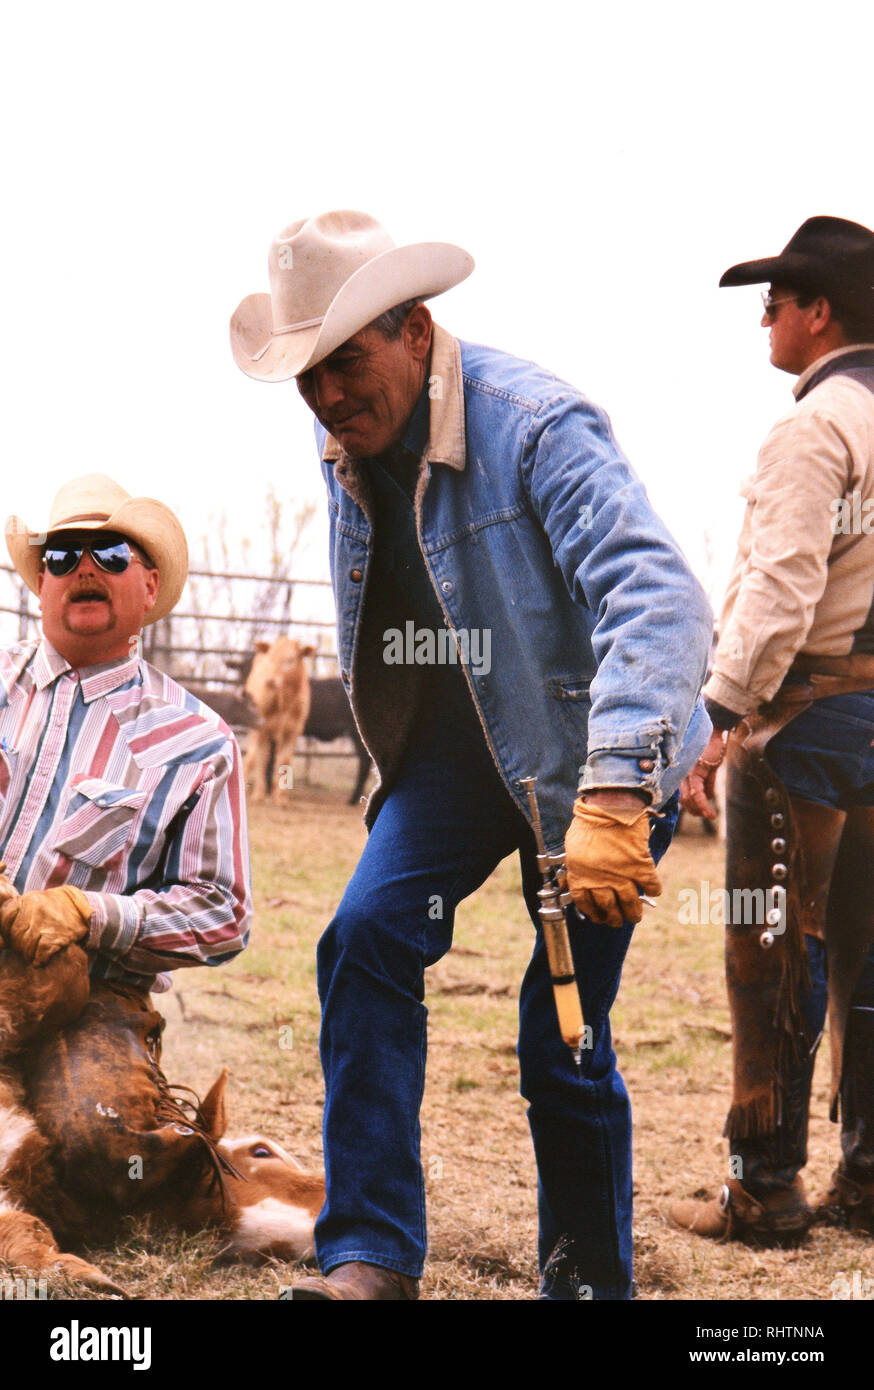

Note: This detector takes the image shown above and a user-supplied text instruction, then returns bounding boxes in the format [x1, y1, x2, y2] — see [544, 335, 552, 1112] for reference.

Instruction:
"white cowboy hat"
[5, 473, 189, 625]
[230, 209, 474, 382]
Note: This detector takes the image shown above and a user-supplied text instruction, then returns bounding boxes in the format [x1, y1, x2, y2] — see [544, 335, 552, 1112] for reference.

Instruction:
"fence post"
[280, 577, 294, 635]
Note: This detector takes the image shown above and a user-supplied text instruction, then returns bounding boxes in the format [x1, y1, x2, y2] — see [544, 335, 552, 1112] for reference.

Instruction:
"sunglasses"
[760, 292, 799, 321]
[42, 535, 148, 578]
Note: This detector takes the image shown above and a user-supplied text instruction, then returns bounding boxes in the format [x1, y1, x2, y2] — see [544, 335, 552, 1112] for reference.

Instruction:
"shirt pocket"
[547, 676, 592, 703]
[53, 779, 148, 869]
[547, 676, 593, 745]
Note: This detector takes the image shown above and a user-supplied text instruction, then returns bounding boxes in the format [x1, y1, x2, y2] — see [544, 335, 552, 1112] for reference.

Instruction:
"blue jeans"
[767, 689, 874, 810]
[733, 691, 874, 1191]
[314, 711, 677, 1300]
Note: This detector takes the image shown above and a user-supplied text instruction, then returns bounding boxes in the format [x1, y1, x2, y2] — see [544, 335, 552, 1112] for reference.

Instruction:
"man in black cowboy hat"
[671, 216, 874, 1242]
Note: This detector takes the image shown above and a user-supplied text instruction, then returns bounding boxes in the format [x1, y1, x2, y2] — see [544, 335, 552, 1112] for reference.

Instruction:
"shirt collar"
[793, 343, 874, 400]
[320, 322, 467, 471]
[399, 377, 431, 458]
[34, 637, 142, 702]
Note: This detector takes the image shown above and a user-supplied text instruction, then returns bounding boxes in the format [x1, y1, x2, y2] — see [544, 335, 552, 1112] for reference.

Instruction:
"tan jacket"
[705, 344, 874, 716]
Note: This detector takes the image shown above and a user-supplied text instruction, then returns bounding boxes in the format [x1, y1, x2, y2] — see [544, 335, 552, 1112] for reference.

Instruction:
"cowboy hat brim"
[6, 496, 188, 626]
[719, 252, 831, 288]
[231, 241, 474, 383]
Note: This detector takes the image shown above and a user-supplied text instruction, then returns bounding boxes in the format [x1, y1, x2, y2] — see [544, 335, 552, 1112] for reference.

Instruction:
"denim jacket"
[316, 325, 712, 850]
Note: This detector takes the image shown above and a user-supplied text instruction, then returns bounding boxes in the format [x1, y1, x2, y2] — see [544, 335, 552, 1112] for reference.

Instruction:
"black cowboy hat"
[720, 215, 874, 292]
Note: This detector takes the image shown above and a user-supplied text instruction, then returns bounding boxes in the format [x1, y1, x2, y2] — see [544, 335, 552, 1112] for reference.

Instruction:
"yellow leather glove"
[564, 798, 662, 928]
[0, 861, 18, 908]
[0, 886, 93, 966]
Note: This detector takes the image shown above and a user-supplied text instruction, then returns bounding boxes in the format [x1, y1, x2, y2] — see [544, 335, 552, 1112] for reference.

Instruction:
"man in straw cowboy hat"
[670, 216, 874, 1244]
[0, 475, 251, 1204]
[231, 210, 713, 1299]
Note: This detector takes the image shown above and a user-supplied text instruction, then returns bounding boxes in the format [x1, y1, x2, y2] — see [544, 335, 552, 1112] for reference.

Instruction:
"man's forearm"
[84, 879, 252, 974]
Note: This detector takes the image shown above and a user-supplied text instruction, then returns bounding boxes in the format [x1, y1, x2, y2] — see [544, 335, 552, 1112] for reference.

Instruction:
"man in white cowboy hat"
[0, 475, 251, 1210]
[231, 210, 713, 1300]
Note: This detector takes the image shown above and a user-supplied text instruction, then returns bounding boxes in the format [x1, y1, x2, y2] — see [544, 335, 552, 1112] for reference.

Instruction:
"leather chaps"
[723, 659, 874, 1191]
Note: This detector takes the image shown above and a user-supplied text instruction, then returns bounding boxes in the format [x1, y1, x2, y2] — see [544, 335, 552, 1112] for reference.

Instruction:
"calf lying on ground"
[0, 945, 325, 1294]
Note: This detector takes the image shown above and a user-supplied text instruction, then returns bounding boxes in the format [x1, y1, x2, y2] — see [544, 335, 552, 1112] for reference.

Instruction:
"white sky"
[2, 0, 872, 617]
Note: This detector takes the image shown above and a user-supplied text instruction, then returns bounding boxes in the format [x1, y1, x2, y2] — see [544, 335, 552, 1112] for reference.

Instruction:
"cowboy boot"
[816, 1003, 874, 1232]
[668, 1175, 812, 1244]
[286, 1261, 419, 1301]
[816, 1171, 874, 1233]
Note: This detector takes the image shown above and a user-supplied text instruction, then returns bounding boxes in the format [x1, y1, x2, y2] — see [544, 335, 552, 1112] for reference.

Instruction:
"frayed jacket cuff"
[578, 750, 660, 805]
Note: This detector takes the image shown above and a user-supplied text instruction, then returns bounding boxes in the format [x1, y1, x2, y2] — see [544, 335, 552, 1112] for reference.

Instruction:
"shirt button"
[350, 569, 363, 583]
[638, 758, 655, 772]
[441, 580, 454, 595]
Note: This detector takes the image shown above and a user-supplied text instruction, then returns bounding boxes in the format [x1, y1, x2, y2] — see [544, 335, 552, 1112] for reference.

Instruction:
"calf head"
[167, 1070, 325, 1264]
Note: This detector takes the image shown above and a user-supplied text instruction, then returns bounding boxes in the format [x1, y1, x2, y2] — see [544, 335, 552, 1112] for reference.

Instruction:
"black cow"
[192, 663, 370, 806]
[304, 677, 371, 805]
[185, 684, 257, 731]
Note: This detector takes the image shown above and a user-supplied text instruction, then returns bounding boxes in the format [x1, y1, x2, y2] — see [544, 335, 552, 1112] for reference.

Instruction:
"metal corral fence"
[0, 562, 360, 779]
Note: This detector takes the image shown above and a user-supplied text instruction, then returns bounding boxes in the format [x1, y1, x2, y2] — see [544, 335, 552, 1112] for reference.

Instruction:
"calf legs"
[244, 727, 273, 802]
[0, 1205, 125, 1295]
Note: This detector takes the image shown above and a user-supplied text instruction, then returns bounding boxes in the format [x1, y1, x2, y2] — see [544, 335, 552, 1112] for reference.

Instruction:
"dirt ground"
[45, 770, 874, 1301]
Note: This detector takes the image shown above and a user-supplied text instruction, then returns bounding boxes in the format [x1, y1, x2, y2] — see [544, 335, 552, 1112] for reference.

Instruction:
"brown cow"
[244, 639, 316, 804]
[0, 945, 325, 1294]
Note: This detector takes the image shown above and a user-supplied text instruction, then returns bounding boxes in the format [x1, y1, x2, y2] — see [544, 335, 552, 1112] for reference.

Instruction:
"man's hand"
[680, 730, 726, 819]
[0, 886, 92, 966]
[564, 794, 661, 928]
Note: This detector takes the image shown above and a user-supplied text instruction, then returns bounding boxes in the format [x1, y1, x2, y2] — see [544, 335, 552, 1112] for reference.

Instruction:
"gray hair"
[366, 298, 423, 340]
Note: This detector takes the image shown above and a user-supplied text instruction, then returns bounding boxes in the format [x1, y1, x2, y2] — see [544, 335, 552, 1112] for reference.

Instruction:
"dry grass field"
[42, 765, 874, 1302]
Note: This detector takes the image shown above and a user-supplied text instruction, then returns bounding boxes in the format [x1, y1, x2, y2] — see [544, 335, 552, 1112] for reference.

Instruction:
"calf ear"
[301, 645, 317, 658]
[255, 641, 271, 654]
[199, 1068, 229, 1141]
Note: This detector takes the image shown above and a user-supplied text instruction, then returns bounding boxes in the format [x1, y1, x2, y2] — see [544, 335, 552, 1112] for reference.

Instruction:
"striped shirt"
[0, 639, 252, 993]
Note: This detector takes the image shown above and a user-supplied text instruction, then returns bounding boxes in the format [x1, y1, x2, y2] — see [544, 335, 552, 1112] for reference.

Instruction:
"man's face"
[762, 282, 817, 374]
[37, 530, 159, 665]
[296, 306, 433, 458]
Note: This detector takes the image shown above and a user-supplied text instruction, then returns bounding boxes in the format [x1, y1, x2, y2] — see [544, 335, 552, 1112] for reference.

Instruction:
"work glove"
[0, 860, 18, 908]
[564, 798, 661, 928]
[0, 885, 92, 966]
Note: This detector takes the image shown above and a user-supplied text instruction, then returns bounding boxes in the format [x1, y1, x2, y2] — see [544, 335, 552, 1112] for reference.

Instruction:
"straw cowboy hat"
[230, 209, 474, 382]
[6, 473, 188, 625]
